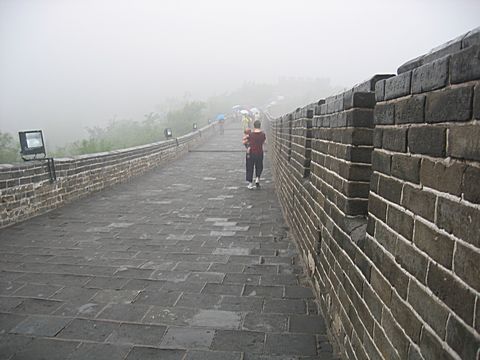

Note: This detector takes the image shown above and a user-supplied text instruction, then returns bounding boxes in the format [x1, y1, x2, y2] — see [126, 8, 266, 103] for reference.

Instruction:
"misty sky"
[1, 0, 479, 146]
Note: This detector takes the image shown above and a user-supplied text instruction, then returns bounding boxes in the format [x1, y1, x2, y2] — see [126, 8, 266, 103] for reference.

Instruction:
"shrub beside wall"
[0, 125, 215, 228]
[269, 27, 480, 360]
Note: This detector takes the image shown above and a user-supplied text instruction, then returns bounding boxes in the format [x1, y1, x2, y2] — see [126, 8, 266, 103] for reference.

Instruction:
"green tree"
[0, 131, 20, 164]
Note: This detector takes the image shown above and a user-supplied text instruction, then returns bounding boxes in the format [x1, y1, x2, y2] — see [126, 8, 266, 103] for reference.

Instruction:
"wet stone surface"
[0, 121, 338, 359]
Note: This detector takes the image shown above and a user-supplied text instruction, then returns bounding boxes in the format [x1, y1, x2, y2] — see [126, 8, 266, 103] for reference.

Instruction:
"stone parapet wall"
[268, 26, 480, 360]
[0, 125, 216, 228]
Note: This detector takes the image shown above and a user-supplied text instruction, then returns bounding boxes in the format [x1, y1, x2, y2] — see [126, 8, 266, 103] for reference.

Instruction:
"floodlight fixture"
[18, 129, 56, 182]
[193, 123, 198, 130]
[19, 130, 46, 157]
[164, 128, 173, 139]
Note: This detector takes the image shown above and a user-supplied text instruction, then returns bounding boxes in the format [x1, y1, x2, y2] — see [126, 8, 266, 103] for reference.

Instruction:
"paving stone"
[187, 272, 225, 283]
[121, 279, 165, 290]
[107, 323, 167, 346]
[12, 298, 64, 315]
[91, 289, 140, 304]
[173, 262, 211, 272]
[264, 333, 317, 356]
[188, 309, 243, 329]
[56, 318, 119, 341]
[175, 293, 222, 309]
[160, 326, 215, 349]
[264, 299, 306, 314]
[289, 314, 327, 334]
[211, 329, 265, 353]
[134, 290, 182, 306]
[144, 306, 198, 326]
[67, 342, 132, 360]
[0, 334, 33, 359]
[218, 296, 264, 312]
[10, 315, 72, 336]
[243, 313, 288, 332]
[208, 263, 245, 273]
[125, 347, 186, 360]
[227, 255, 261, 265]
[0, 313, 27, 334]
[53, 301, 105, 318]
[184, 349, 243, 360]
[85, 277, 130, 290]
[202, 283, 243, 296]
[284, 286, 315, 299]
[223, 273, 261, 285]
[96, 303, 150, 322]
[10, 337, 79, 360]
[260, 274, 298, 286]
[243, 285, 283, 298]
[244, 264, 278, 274]
[0, 282, 25, 296]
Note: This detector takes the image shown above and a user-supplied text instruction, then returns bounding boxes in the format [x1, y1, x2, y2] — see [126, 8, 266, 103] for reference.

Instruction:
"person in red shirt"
[246, 120, 266, 189]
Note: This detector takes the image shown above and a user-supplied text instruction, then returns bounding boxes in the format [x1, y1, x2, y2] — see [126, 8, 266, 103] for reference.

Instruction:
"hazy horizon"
[1, 0, 479, 147]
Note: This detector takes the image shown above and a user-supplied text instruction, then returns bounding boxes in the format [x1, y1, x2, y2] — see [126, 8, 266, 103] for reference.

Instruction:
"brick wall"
[268, 26, 480, 360]
[0, 125, 216, 228]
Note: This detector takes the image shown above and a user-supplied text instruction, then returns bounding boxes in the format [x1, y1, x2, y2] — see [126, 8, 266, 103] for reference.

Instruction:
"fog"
[1, 0, 479, 148]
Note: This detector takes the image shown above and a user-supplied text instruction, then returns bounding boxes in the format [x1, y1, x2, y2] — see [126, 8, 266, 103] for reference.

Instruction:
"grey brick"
[436, 196, 480, 247]
[427, 262, 475, 324]
[368, 193, 387, 222]
[463, 165, 480, 204]
[371, 150, 391, 175]
[391, 154, 420, 184]
[401, 184, 436, 222]
[344, 92, 376, 110]
[453, 241, 480, 292]
[382, 128, 407, 152]
[375, 219, 399, 253]
[446, 315, 480, 360]
[394, 94, 425, 124]
[385, 71, 412, 100]
[408, 125, 446, 157]
[448, 124, 480, 162]
[463, 26, 480, 47]
[408, 279, 449, 339]
[394, 238, 428, 283]
[374, 103, 394, 125]
[381, 309, 409, 360]
[390, 291, 422, 343]
[474, 83, 480, 119]
[375, 79, 386, 102]
[450, 45, 480, 83]
[398, 54, 424, 75]
[425, 86, 473, 123]
[387, 206, 414, 241]
[411, 56, 449, 93]
[419, 326, 457, 360]
[378, 176, 402, 204]
[420, 158, 464, 196]
[413, 220, 454, 269]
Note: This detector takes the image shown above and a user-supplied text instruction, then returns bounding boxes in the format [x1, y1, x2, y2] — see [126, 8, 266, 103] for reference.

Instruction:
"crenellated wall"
[0, 125, 216, 228]
[268, 26, 480, 360]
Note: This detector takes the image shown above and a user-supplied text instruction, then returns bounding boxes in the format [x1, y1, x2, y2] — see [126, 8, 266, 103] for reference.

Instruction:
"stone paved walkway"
[0, 121, 337, 359]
